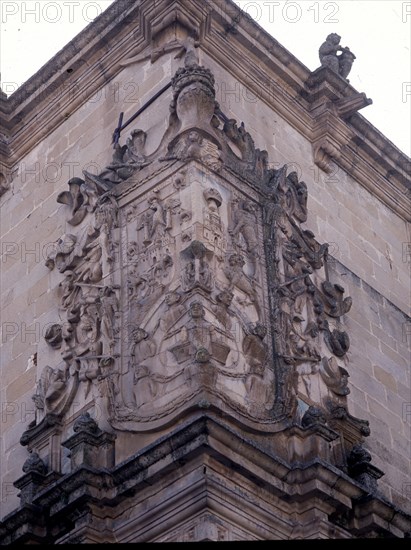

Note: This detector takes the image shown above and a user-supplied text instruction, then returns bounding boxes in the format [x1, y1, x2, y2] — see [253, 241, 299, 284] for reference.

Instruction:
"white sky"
[1, 0, 410, 155]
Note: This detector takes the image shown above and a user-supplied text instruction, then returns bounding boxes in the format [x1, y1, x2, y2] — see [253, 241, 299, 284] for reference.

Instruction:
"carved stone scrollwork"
[220, 119, 269, 181]
[27, 182, 120, 439]
[261, 161, 357, 420]
[321, 281, 353, 317]
[323, 323, 350, 357]
[319, 356, 350, 396]
[314, 139, 341, 174]
[83, 130, 150, 189]
[57, 177, 100, 226]
[44, 324, 63, 350]
[25, 57, 366, 451]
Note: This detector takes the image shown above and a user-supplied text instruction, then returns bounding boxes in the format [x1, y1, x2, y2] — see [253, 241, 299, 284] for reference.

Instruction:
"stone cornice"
[0, 0, 409, 220]
[1, 414, 409, 543]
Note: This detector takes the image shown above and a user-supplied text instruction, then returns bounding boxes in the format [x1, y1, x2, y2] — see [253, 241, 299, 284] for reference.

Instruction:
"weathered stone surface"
[0, 0, 410, 541]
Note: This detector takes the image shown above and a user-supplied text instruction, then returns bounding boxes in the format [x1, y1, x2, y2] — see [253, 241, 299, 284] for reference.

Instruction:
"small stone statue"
[319, 33, 356, 80]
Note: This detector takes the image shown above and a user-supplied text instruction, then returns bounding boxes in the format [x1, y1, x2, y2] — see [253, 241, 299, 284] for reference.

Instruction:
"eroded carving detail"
[261, 162, 356, 422]
[84, 129, 150, 188]
[22, 452, 47, 475]
[319, 33, 356, 80]
[27, 56, 364, 449]
[57, 177, 100, 226]
[28, 186, 120, 437]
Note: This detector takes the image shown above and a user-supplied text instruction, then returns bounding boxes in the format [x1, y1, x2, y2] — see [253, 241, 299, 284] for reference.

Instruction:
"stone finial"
[347, 443, 384, 493]
[63, 413, 116, 471]
[203, 188, 222, 210]
[319, 33, 356, 80]
[301, 406, 327, 428]
[347, 443, 372, 468]
[22, 452, 47, 475]
[73, 412, 100, 435]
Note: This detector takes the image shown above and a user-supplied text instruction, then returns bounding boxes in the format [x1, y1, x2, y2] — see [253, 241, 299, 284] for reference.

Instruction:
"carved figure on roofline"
[319, 33, 356, 80]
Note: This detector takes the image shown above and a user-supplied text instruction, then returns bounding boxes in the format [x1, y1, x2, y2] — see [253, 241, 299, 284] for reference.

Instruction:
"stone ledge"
[0, 0, 408, 221]
[1, 413, 410, 542]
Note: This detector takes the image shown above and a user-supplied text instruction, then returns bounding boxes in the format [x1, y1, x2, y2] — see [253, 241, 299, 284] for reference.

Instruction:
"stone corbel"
[333, 92, 373, 119]
[312, 110, 356, 175]
[313, 138, 342, 174]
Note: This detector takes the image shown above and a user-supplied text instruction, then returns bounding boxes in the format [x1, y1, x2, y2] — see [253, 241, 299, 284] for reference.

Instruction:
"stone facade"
[0, 0, 410, 542]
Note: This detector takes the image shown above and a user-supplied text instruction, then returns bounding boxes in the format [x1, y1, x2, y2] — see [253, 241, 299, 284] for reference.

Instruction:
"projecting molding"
[1, 5, 410, 543]
[0, 0, 409, 220]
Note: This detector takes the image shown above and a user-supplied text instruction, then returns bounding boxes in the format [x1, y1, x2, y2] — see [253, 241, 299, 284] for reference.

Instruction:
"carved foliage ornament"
[25, 51, 365, 446]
